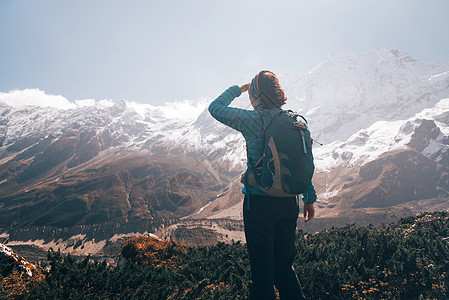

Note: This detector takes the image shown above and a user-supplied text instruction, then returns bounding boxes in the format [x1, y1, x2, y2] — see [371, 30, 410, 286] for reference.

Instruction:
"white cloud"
[156, 98, 210, 120]
[125, 98, 210, 121]
[0, 89, 115, 110]
[0, 88, 208, 121]
[0, 89, 76, 109]
[73, 98, 96, 107]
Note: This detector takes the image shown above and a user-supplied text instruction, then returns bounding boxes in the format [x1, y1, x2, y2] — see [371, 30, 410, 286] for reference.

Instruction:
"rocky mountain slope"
[0, 48, 448, 256]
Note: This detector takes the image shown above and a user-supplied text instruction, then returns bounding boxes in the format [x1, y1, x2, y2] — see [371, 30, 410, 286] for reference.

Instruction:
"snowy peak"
[310, 49, 441, 79]
[313, 97, 449, 171]
[278, 49, 449, 144]
[186, 49, 449, 170]
[0, 96, 203, 160]
[0, 48, 448, 228]
[1, 48, 448, 173]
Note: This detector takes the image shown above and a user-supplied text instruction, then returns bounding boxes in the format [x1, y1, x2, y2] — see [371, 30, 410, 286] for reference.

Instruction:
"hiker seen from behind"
[208, 70, 317, 300]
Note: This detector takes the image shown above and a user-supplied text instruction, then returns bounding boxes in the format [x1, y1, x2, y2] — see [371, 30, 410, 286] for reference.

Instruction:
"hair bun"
[257, 71, 286, 108]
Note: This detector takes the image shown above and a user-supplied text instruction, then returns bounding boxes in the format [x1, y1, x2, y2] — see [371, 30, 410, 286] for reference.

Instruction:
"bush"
[2, 212, 448, 299]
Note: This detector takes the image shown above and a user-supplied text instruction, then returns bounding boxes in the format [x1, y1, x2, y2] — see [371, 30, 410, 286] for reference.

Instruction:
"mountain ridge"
[0, 48, 448, 255]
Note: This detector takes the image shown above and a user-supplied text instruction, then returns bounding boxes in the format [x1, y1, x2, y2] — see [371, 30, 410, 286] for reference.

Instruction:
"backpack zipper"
[300, 130, 307, 154]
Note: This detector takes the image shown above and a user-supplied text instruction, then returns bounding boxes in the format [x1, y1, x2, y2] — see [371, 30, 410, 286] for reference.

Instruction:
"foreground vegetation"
[2, 212, 448, 299]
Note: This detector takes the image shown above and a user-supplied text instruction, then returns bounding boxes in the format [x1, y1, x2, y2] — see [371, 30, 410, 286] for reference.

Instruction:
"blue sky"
[1, 0, 449, 105]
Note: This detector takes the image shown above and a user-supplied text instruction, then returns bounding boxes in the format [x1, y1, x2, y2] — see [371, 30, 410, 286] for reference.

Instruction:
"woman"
[208, 70, 316, 299]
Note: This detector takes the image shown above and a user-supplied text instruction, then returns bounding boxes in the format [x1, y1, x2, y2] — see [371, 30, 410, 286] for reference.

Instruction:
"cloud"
[0, 89, 75, 109]
[125, 98, 210, 121]
[0, 88, 208, 122]
[74, 98, 115, 108]
[155, 98, 210, 120]
[0, 89, 115, 110]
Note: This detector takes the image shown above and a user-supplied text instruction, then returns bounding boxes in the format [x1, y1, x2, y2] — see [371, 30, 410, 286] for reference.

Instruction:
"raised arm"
[208, 85, 253, 132]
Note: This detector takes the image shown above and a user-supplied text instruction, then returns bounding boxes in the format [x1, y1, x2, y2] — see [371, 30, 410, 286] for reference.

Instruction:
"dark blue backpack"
[244, 110, 315, 197]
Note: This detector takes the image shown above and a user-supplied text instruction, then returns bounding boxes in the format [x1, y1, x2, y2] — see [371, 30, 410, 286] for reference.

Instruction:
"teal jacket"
[208, 85, 317, 204]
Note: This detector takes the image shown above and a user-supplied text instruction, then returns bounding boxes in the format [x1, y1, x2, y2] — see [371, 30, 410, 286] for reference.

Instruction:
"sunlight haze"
[1, 0, 448, 105]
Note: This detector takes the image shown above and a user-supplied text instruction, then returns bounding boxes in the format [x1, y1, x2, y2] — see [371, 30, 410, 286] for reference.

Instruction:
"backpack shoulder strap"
[251, 109, 284, 169]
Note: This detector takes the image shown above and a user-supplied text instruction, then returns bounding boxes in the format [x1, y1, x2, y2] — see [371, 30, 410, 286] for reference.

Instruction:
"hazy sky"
[1, 0, 449, 105]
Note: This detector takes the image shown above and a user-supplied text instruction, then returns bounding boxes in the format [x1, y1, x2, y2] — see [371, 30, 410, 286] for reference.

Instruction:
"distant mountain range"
[0, 49, 448, 256]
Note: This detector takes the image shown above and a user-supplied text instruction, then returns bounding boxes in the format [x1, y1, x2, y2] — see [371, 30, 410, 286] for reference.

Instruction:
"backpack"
[243, 109, 315, 197]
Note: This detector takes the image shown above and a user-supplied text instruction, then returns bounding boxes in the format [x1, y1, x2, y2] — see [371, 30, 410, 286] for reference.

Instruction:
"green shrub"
[2, 212, 447, 299]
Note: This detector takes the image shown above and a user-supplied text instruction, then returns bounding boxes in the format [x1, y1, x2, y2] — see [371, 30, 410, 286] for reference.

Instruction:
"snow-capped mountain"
[180, 49, 449, 171]
[0, 96, 205, 157]
[281, 49, 449, 140]
[1, 49, 448, 172]
[0, 48, 448, 231]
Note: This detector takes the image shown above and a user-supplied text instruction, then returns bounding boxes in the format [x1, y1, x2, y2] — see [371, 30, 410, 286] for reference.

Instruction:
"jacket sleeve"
[208, 85, 253, 133]
[302, 183, 317, 204]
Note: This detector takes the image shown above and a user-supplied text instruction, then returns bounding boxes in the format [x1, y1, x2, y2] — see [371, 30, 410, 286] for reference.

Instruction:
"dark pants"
[243, 194, 305, 300]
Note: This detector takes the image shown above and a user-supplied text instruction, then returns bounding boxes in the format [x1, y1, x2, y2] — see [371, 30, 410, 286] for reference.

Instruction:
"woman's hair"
[250, 70, 287, 108]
